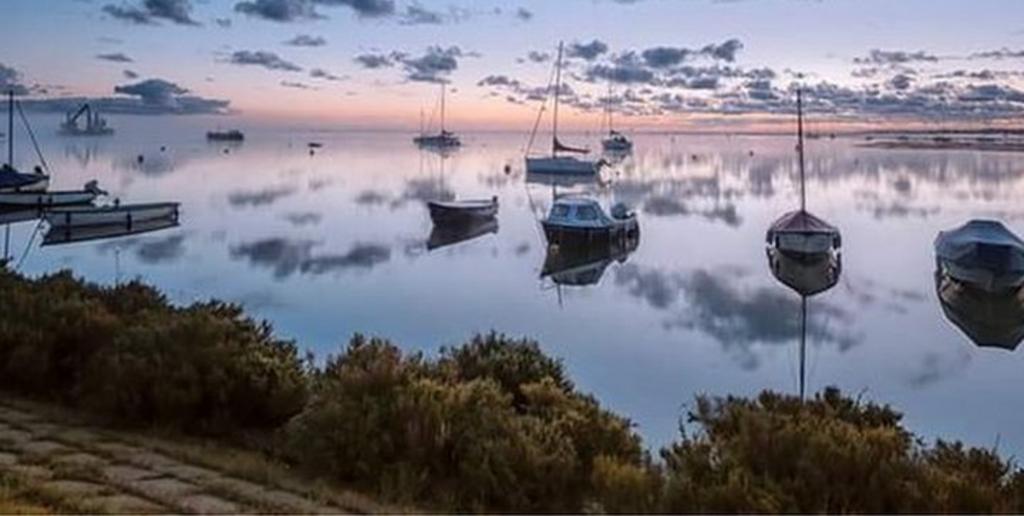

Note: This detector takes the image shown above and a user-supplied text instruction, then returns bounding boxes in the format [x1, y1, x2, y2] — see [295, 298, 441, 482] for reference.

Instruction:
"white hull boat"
[526, 156, 601, 175]
[0, 181, 104, 207]
[428, 197, 498, 224]
[601, 131, 633, 153]
[45, 202, 180, 229]
[414, 84, 461, 149]
[935, 219, 1024, 293]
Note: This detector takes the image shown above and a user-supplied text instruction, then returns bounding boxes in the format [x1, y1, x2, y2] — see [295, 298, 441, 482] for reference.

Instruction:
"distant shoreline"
[860, 139, 1024, 152]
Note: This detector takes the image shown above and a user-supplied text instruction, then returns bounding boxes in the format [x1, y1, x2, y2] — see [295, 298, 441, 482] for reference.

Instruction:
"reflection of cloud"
[642, 196, 741, 226]
[96, 233, 187, 264]
[353, 189, 389, 206]
[907, 350, 971, 388]
[227, 186, 297, 207]
[282, 212, 322, 226]
[230, 237, 391, 278]
[398, 178, 453, 204]
[614, 264, 860, 370]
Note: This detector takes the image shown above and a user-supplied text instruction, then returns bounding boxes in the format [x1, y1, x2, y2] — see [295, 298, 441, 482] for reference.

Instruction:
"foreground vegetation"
[1, 269, 1022, 513]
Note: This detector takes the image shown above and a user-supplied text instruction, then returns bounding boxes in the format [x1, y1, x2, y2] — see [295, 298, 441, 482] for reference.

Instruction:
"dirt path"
[0, 398, 369, 514]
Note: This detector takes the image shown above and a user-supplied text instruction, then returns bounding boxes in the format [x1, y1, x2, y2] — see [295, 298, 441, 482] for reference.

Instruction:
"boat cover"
[767, 210, 839, 239]
[0, 165, 44, 189]
[935, 220, 1024, 280]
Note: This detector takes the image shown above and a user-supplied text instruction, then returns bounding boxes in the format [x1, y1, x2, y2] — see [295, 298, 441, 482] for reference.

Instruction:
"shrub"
[283, 333, 649, 512]
[0, 269, 307, 433]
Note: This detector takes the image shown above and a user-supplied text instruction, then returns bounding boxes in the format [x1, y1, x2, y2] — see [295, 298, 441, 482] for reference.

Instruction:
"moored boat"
[2, 91, 49, 192]
[428, 196, 498, 224]
[935, 219, 1024, 293]
[45, 201, 180, 229]
[0, 180, 105, 207]
[42, 217, 180, 246]
[542, 196, 638, 245]
[414, 84, 461, 149]
[207, 129, 244, 141]
[602, 130, 633, 153]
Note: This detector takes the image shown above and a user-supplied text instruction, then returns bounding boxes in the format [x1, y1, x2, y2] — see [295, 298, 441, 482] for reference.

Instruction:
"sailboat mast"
[440, 83, 446, 133]
[7, 90, 12, 167]
[607, 80, 613, 134]
[797, 88, 806, 212]
[552, 41, 563, 156]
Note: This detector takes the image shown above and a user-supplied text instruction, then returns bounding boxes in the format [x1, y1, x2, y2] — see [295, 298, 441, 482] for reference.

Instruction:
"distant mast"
[552, 41, 564, 157]
[7, 90, 12, 168]
[440, 82, 446, 134]
[797, 88, 806, 213]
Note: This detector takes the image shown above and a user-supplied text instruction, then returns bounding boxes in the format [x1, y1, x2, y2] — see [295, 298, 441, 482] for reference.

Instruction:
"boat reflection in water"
[0, 207, 42, 226]
[42, 217, 180, 247]
[935, 271, 1024, 351]
[766, 245, 842, 399]
[542, 230, 639, 287]
[426, 217, 498, 251]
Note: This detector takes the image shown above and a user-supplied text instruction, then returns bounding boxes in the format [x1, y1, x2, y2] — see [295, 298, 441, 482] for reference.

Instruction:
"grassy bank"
[0, 268, 1022, 513]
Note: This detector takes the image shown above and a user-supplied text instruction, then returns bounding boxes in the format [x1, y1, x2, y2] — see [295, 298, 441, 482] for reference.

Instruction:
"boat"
[766, 88, 841, 259]
[206, 129, 244, 141]
[428, 197, 498, 224]
[414, 84, 461, 148]
[45, 201, 180, 229]
[600, 82, 633, 153]
[59, 103, 114, 136]
[541, 196, 638, 245]
[936, 270, 1024, 351]
[0, 180, 105, 207]
[525, 42, 602, 176]
[426, 217, 498, 251]
[541, 228, 638, 287]
[1, 91, 49, 193]
[42, 217, 180, 247]
[935, 219, 1024, 293]
[0, 207, 42, 225]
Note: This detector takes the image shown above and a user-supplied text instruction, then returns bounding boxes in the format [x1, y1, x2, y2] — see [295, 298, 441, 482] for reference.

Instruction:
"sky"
[3, 0, 1024, 130]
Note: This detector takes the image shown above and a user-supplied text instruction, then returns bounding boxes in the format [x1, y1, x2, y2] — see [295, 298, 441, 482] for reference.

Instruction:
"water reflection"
[427, 218, 499, 251]
[542, 231, 639, 287]
[935, 273, 1024, 351]
[42, 217, 180, 246]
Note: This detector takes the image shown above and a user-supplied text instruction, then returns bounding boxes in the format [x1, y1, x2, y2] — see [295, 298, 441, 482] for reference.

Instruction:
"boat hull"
[414, 135, 461, 148]
[525, 157, 600, 175]
[45, 202, 180, 229]
[0, 190, 98, 207]
[428, 200, 498, 224]
[602, 139, 633, 152]
[43, 218, 180, 247]
[0, 174, 49, 193]
[542, 218, 639, 246]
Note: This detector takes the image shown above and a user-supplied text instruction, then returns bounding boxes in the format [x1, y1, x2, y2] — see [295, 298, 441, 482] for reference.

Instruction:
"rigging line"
[15, 220, 42, 271]
[16, 101, 50, 174]
[524, 54, 560, 156]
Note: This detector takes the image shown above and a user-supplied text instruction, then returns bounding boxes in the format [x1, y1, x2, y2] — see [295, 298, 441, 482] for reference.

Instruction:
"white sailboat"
[766, 88, 841, 258]
[1, 90, 49, 193]
[414, 83, 461, 148]
[526, 42, 602, 176]
[601, 81, 632, 153]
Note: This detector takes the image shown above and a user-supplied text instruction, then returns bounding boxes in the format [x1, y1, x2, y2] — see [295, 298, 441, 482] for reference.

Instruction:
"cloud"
[399, 3, 444, 24]
[102, 0, 199, 25]
[281, 80, 315, 89]
[230, 237, 391, 278]
[400, 46, 465, 83]
[227, 50, 302, 72]
[96, 52, 134, 63]
[227, 185, 297, 207]
[701, 38, 744, 62]
[284, 34, 326, 46]
[354, 51, 402, 69]
[215, 17, 233, 27]
[970, 47, 1024, 60]
[515, 7, 532, 20]
[887, 73, 914, 91]
[282, 212, 322, 225]
[233, 0, 394, 22]
[310, 68, 344, 81]
[526, 50, 550, 63]
[854, 49, 939, 65]
[0, 63, 29, 95]
[123, 69, 139, 79]
[567, 39, 609, 61]
[114, 78, 187, 106]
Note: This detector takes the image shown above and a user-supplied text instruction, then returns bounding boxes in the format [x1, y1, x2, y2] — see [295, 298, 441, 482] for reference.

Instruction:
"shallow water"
[6, 114, 1024, 453]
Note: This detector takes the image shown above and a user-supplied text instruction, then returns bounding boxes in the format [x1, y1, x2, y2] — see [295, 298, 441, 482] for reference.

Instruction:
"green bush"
[283, 333, 648, 512]
[0, 269, 307, 433]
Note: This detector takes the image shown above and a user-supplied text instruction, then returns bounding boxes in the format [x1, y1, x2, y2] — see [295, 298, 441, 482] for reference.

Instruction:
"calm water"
[6, 114, 1024, 453]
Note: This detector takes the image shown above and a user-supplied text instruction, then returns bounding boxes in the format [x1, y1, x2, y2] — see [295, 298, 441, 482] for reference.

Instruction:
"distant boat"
[43, 217, 180, 247]
[59, 103, 114, 136]
[766, 88, 841, 259]
[428, 197, 498, 224]
[542, 196, 638, 245]
[45, 201, 180, 229]
[935, 219, 1024, 293]
[207, 129, 244, 141]
[427, 217, 498, 251]
[936, 270, 1024, 351]
[307, 142, 323, 149]
[526, 42, 602, 176]
[600, 81, 633, 153]
[414, 83, 461, 149]
[0, 180, 105, 207]
[1, 91, 49, 192]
